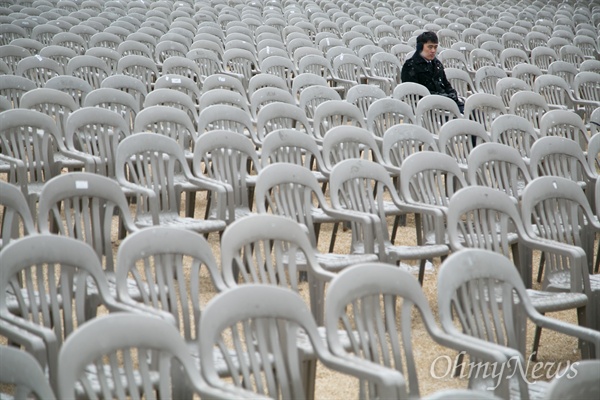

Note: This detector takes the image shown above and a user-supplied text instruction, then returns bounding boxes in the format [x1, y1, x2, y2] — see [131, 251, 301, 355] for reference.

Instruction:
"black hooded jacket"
[400, 52, 463, 108]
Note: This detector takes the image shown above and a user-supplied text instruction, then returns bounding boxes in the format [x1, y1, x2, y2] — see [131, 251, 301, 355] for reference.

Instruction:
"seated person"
[400, 31, 464, 113]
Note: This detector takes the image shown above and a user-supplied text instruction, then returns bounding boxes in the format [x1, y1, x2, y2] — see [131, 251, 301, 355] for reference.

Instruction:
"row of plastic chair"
[1, 215, 598, 399]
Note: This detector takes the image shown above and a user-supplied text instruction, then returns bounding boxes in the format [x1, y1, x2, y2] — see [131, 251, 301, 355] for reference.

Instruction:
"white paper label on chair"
[326, 38, 330, 46]
[218, 77, 226, 82]
[171, 78, 181, 83]
[76, 181, 89, 189]
[36, 55, 43, 61]
[460, 47, 466, 50]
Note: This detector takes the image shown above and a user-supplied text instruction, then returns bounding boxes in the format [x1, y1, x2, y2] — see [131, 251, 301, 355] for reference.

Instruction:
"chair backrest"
[520, 176, 595, 292]
[193, 130, 260, 212]
[366, 98, 416, 142]
[312, 99, 365, 141]
[256, 102, 311, 146]
[508, 90, 549, 130]
[381, 123, 439, 171]
[438, 119, 490, 167]
[115, 226, 225, 342]
[0, 345, 56, 400]
[467, 142, 532, 200]
[66, 54, 110, 89]
[19, 87, 79, 137]
[463, 92, 506, 132]
[37, 172, 137, 273]
[0, 75, 36, 108]
[474, 66, 507, 94]
[324, 262, 451, 399]
[490, 114, 539, 159]
[219, 214, 334, 324]
[16, 55, 62, 87]
[57, 313, 217, 400]
[494, 77, 531, 109]
[100, 73, 148, 110]
[529, 136, 595, 184]
[299, 85, 341, 124]
[255, 163, 330, 247]
[197, 104, 254, 138]
[0, 234, 121, 390]
[415, 94, 462, 136]
[540, 109, 589, 149]
[45, 75, 93, 107]
[544, 360, 600, 400]
[322, 125, 384, 172]
[83, 87, 139, 131]
[399, 151, 468, 211]
[392, 82, 430, 116]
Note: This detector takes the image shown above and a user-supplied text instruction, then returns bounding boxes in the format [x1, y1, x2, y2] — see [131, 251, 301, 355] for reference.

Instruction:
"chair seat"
[509, 376, 550, 400]
[382, 242, 450, 260]
[315, 252, 379, 272]
[135, 214, 226, 234]
[527, 289, 588, 314]
[296, 326, 357, 357]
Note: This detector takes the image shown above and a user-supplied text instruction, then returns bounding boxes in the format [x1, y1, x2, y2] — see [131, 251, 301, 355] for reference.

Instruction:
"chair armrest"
[393, 199, 447, 244]
[0, 318, 48, 370]
[431, 325, 516, 399]
[106, 297, 178, 327]
[59, 148, 100, 172]
[186, 175, 235, 223]
[0, 154, 27, 192]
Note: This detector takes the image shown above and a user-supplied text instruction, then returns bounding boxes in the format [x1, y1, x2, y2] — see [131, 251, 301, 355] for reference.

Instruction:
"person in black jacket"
[400, 31, 464, 113]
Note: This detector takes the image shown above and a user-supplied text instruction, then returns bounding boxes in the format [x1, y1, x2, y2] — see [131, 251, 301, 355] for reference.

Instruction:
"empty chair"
[154, 39, 189, 67]
[19, 87, 82, 169]
[199, 284, 405, 399]
[41, 41, 79, 66]
[533, 74, 580, 113]
[56, 313, 256, 400]
[312, 100, 365, 143]
[490, 114, 539, 161]
[0, 234, 135, 392]
[222, 48, 258, 92]
[345, 84, 387, 124]
[474, 65, 507, 94]
[0, 75, 36, 108]
[65, 54, 110, 90]
[255, 163, 379, 271]
[0, 44, 31, 74]
[197, 104, 254, 140]
[499, 48, 529, 76]
[369, 52, 403, 94]
[202, 73, 245, 98]
[439, 118, 490, 170]
[437, 248, 600, 398]
[45, 75, 93, 107]
[573, 72, 600, 124]
[548, 60, 579, 90]
[255, 102, 311, 147]
[331, 53, 387, 95]
[37, 172, 139, 300]
[495, 77, 532, 110]
[50, 31, 87, 54]
[143, 89, 199, 131]
[61, 107, 130, 180]
[366, 98, 416, 147]
[540, 110, 589, 149]
[529, 136, 597, 218]
[299, 85, 341, 127]
[508, 90, 549, 132]
[580, 59, 600, 75]
[83, 87, 139, 131]
[330, 158, 450, 284]
[469, 48, 500, 75]
[100, 73, 148, 110]
[559, 44, 586, 69]
[116, 54, 159, 94]
[16, 55, 62, 87]
[444, 67, 476, 101]
[116, 133, 230, 234]
[415, 95, 463, 137]
[0, 109, 61, 215]
[463, 92, 505, 133]
[193, 130, 259, 223]
[325, 262, 512, 400]
[530, 46, 558, 73]
[511, 63, 542, 88]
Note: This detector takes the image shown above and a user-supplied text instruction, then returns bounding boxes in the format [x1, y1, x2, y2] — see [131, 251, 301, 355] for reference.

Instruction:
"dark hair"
[416, 31, 438, 52]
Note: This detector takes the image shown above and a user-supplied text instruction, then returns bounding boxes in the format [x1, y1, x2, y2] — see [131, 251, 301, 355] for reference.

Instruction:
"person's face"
[420, 41, 438, 61]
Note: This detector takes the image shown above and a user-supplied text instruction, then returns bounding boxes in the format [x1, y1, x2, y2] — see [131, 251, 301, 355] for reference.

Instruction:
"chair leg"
[328, 222, 339, 253]
[536, 252, 545, 283]
[531, 318, 543, 361]
[185, 191, 196, 218]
